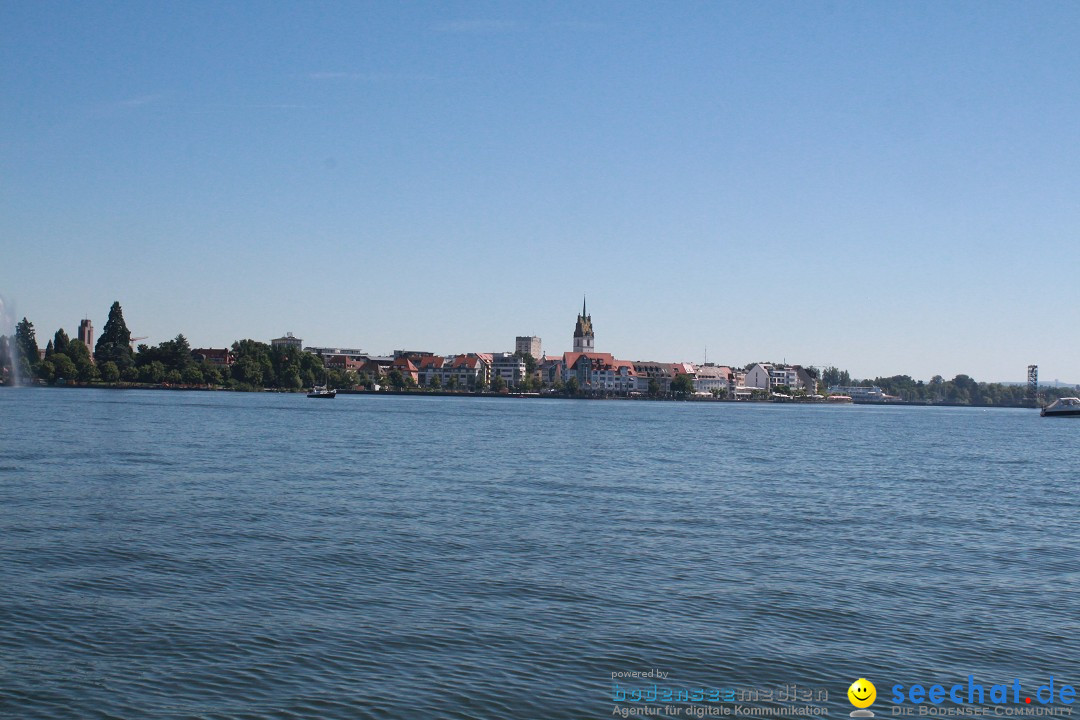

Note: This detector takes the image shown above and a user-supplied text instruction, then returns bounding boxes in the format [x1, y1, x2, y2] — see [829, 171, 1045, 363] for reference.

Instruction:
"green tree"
[565, 376, 580, 395]
[388, 368, 406, 391]
[165, 369, 183, 385]
[232, 357, 264, 388]
[95, 302, 134, 368]
[101, 361, 121, 383]
[140, 361, 166, 384]
[230, 339, 277, 385]
[53, 329, 70, 356]
[182, 365, 205, 385]
[52, 353, 76, 381]
[39, 343, 54, 378]
[671, 373, 695, 398]
[429, 374, 442, 390]
[332, 369, 357, 390]
[200, 362, 222, 386]
[65, 340, 96, 382]
[490, 374, 507, 393]
[15, 317, 38, 375]
[514, 351, 538, 375]
[473, 373, 487, 393]
[647, 378, 660, 397]
[280, 368, 302, 390]
[159, 334, 194, 371]
[38, 359, 55, 383]
[447, 375, 458, 391]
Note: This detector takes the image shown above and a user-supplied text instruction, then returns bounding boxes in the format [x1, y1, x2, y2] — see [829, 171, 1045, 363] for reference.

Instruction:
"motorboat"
[1041, 397, 1080, 417]
[307, 385, 337, 399]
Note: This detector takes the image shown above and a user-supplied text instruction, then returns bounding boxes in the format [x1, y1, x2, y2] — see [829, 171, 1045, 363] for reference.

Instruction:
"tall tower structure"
[573, 297, 594, 353]
[78, 318, 94, 351]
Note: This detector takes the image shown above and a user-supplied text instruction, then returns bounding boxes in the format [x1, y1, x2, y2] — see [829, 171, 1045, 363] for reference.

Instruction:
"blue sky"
[2, 2, 1077, 382]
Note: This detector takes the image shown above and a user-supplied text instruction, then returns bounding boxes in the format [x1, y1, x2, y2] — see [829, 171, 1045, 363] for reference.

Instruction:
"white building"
[744, 363, 816, 393]
[693, 365, 732, 395]
[490, 352, 527, 387]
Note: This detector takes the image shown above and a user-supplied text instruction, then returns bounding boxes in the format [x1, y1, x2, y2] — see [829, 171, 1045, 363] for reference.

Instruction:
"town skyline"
[3, 4, 1078, 382]
[3, 296, 1074, 388]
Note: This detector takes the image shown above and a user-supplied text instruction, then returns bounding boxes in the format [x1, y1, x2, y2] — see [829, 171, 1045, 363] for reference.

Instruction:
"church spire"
[582, 295, 587, 317]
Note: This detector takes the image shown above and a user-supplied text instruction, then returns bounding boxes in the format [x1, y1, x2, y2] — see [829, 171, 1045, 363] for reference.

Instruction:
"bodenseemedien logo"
[848, 678, 877, 717]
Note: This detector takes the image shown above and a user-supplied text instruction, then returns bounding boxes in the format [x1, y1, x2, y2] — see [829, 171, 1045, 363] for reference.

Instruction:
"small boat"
[308, 367, 337, 399]
[1041, 397, 1080, 417]
[307, 385, 337, 399]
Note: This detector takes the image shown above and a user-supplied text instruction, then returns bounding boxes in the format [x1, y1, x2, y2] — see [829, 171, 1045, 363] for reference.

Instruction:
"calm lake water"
[1, 389, 1077, 719]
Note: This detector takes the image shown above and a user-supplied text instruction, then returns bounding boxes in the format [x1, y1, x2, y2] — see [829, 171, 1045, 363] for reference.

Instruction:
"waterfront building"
[794, 367, 818, 394]
[744, 363, 816, 393]
[191, 348, 233, 366]
[743, 363, 772, 390]
[324, 354, 368, 373]
[515, 336, 542, 359]
[78, 319, 94, 352]
[358, 356, 395, 378]
[572, 299, 594, 354]
[390, 356, 420, 384]
[694, 365, 733, 395]
[538, 355, 564, 387]
[271, 332, 302, 350]
[491, 352, 527, 388]
[416, 356, 446, 386]
[422, 353, 493, 389]
[562, 352, 636, 394]
[441, 353, 492, 388]
[632, 361, 684, 393]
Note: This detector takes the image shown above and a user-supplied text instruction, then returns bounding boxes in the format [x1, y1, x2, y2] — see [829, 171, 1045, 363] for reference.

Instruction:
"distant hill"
[999, 379, 1079, 388]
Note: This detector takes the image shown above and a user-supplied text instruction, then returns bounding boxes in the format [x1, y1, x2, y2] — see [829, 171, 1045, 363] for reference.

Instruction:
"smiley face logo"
[848, 678, 876, 709]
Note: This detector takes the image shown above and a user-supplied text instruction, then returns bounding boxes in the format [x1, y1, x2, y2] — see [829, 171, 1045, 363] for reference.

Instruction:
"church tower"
[78, 318, 94, 350]
[573, 297, 594, 353]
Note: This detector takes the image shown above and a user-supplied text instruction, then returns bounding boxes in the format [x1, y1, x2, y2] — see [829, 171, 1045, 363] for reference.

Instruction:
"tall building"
[515, 336, 542, 359]
[78, 318, 94, 350]
[572, 298, 594, 353]
[271, 332, 303, 349]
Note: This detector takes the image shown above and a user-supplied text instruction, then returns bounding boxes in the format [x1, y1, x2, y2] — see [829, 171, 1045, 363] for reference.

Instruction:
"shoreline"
[2, 382, 1043, 410]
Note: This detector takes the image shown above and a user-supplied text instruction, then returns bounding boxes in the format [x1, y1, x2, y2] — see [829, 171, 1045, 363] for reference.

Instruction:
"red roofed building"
[416, 355, 445, 386]
[390, 356, 419, 385]
[562, 351, 637, 395]
[439, 353, 491, 389]
[191, 348, 234, 367]
[324, 354, 367, 372]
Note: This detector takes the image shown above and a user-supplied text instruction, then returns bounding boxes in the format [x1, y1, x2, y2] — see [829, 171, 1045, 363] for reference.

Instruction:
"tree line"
[820, 366, 1076, 406]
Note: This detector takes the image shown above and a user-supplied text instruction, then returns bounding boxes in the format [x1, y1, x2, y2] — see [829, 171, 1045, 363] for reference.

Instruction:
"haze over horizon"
[3, 2, 1078, 383]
